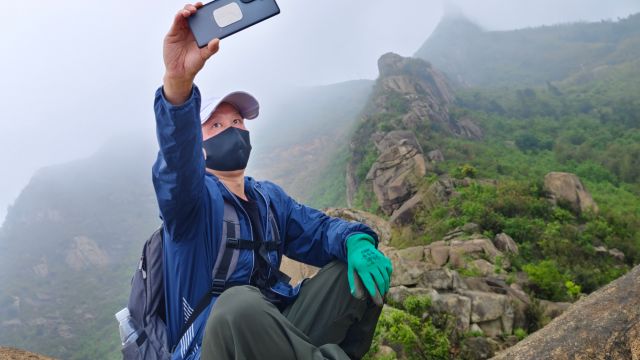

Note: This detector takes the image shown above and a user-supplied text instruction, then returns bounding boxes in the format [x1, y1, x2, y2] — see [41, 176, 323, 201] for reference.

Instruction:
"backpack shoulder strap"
[173, 199, 242, 350]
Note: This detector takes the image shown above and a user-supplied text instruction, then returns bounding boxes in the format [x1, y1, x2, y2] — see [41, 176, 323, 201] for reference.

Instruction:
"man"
[153, 3, 393, 359]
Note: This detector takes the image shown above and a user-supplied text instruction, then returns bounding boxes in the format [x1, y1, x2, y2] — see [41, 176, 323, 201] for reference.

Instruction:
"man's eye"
[212, 123, 222, 128]
[233, 119, 242, 124]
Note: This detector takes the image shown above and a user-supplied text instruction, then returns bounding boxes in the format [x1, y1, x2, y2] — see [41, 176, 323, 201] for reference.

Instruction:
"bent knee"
[206, 285, 266, 328]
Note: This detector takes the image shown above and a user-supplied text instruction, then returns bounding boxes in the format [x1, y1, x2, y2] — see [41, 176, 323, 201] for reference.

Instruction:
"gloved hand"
[346, 233, 393, 307]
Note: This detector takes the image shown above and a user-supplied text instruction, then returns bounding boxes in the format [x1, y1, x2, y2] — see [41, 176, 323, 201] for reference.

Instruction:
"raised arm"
[152, 3, 220, 239]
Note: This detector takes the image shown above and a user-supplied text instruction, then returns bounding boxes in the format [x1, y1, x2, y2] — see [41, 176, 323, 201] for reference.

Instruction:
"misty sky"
[0, 0, 639, 224]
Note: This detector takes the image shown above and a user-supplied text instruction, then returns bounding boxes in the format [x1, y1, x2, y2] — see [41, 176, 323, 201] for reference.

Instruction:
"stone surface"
[390, 192, 424, 225]
[366, 131, 427, 215]
[427, 149, 445, 162]
[387, 286, 438, 306]
[492, 264, 640, 360]
[279, 256, 320, 285]
[493, 233, 518, 254]
[427, 245, 450, 267]
[461, 337, 498, 360]
[0, 347, 55, 360]
[420, 268, 458, 290]
[396, 245, 426, 262]
[469, 259, 496, 277]
[431, 293, 472, 332]
[543, 172, 599, 214]
[539, 300, 571, 321]
[463, 290, 511, 323]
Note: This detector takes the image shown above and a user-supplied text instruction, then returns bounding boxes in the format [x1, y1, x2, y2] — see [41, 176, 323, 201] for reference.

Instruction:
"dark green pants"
[201, 260, 382, 360]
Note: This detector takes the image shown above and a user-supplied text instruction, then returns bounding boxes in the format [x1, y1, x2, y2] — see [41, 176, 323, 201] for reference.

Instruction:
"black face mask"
[203, 127, 252, 171]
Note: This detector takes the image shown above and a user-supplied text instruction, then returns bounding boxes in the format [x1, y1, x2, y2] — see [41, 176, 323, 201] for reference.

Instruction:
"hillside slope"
[415, 13, 640, 87]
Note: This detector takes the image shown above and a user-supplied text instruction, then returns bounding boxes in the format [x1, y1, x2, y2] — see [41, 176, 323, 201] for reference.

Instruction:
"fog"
[1, 0, 639, 223]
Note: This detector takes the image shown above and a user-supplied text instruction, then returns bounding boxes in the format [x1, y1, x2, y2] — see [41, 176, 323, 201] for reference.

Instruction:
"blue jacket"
[152, 85, 379, 359]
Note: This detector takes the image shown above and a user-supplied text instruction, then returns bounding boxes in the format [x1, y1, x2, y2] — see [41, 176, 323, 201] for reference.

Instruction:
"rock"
[427, 149, 445, 163]
[461, 337, 498, 360]
[449, 237, 504, 269]
[419, 268, 462, 290]
[65, 236, 109, 271]
[463, 291, 511, 324]
[325, 207, 392, 245]
[389, 254, 432, 287]
[456, 117, 484, 140]
[426, 245, 450, 267]
[366, 131, 427, 215]
[377, 52, 455, 104]
[470, 323, 484, 335]
[539, 300, 571, 321]
[375, 345, 396, 359]
[469, 259, 496, 277]
[493, 233, 518, 254]
[543, 172, 599, 214]
[423, 177, 459, 211]
[396, 245, 426, 262]
[390, 192, 424, 225]
[0, 347, 55, 360]
[431, 293, 472, 332]
[387, 286, 438, 305]
[609, 248, 625, 261]
[279, 256, 320, 285]
[462, 222, 481, 234]
[492, 265, 640, 360]
[477, 318, 504, 338]
[594, 245, 608, 254]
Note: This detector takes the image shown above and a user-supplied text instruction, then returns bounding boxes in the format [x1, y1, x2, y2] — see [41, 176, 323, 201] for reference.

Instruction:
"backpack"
[121, 199, 286, 359]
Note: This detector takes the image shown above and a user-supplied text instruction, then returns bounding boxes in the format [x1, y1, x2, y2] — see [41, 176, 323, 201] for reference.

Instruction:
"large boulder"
[543, 172, 599, 214]
[493, 233, 518, 254]
[367, 131, 427, 215]
[492, 265, 640, 360]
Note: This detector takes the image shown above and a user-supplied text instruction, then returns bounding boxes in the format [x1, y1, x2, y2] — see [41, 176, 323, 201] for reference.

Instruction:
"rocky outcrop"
[543, 172, 599, 214]
[366, 131, 427, 215]
[0, 347, 55, 360]
[65, 236, 109, 271]
[492, 264, 640, 360]
[382, 224, 546, 343]
[375, 52, 483, 140]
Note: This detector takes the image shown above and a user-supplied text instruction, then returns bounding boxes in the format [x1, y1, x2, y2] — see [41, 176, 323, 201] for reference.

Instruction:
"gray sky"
[0, 0, 639, 224]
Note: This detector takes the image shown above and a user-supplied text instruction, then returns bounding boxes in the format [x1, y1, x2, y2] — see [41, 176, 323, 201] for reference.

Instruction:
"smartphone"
[188, 0, 280, 48]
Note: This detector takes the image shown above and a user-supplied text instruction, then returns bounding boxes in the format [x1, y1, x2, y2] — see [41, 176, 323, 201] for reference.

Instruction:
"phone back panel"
[188, 0, 280, 47]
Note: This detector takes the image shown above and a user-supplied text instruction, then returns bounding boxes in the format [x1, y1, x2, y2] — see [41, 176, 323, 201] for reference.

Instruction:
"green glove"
[346, 233, 393, 307]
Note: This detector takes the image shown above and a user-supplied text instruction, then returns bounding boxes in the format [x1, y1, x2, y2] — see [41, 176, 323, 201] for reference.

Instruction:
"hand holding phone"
[162, 2, 220, 105]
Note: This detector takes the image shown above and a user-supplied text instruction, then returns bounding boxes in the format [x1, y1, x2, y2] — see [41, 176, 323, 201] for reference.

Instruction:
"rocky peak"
[377, 52, 455, 107]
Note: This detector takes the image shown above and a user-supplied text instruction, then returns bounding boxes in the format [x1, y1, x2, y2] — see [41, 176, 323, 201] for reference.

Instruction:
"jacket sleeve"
[264, 181, 379, 267]
[151, 85, 205, 240]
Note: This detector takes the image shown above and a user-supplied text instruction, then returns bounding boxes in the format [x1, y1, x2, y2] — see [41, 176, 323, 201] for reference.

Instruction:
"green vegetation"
[363, 295, 451, 360]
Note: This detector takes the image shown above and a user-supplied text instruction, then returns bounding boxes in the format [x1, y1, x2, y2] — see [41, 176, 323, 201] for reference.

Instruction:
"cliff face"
[346, 52, 482, 208]
[492, 264, 640, 360]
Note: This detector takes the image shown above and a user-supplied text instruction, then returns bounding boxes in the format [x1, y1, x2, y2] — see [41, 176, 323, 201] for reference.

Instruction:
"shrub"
[523, 260, 569, 301]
